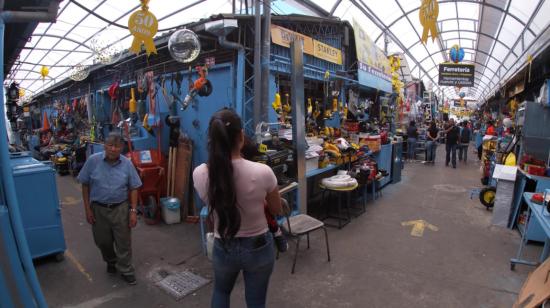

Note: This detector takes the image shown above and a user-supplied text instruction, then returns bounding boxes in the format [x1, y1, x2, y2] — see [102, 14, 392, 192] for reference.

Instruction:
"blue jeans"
[426, 140, 437, 162]
[445, 144, 457, 167]
[212, 232, 275, 308]
[458, 144, 468, 161]
[407, 138, 417, 160]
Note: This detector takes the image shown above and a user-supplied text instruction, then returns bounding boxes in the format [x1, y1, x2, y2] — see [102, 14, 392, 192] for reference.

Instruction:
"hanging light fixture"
[168, 29, 201, 63]
[69, 63, 89, 81]
[90, 32, 124, 65]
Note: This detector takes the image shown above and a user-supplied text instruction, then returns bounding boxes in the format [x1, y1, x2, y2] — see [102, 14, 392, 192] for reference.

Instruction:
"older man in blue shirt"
[77, 133, 142, 285]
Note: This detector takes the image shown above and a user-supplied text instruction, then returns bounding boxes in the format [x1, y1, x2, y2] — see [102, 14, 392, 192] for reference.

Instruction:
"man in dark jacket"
[458, 121, 471, 162]
[444, 119, 460, 168]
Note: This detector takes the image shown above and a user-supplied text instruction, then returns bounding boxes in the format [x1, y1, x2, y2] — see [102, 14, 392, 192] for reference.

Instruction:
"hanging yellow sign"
[270, 25, 342, 65]
[128, 0, 158, 56]
[313, 40, 342, 65]
[419, 0, 439, 44]
[271, 25, 314, 54]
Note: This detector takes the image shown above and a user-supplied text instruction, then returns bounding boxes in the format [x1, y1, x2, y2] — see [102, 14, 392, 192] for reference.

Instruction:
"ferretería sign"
[438, 63, 475, 86]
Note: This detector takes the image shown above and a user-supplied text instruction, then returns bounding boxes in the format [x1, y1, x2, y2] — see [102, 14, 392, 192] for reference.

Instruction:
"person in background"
[458, 121, 471, 163]
[425, 121, 439, 164]
[193, 109, 283, 308]
[485, 120, 496, 136]
[444, 119, 460, 168]
[406, 120, 418, 161]
[496, 119, 504, 137]
[77, 133, 142, 285]
[56, 121, 74, 144]
[474, 121, 484, 160]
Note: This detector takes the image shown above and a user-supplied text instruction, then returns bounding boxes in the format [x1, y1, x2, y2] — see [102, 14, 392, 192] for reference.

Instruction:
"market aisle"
[258, 146, 541, 308]
[34, 146, 541, 308]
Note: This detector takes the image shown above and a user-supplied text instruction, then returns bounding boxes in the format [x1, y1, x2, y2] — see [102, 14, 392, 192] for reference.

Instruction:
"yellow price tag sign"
[128, 9, 158, 55]
[258, 143, 267, 153]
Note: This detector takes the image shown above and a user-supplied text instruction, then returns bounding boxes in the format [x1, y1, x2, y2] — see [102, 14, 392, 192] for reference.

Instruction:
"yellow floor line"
[65, 250, 93, 283]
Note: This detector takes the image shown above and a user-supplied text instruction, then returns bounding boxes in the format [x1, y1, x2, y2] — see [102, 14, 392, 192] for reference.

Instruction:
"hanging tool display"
[129, 87, 138, 124]
[145, 70, 157, 127]
[166, 115, 181, 196]
[323, 70, 332, 119]
[282, 93, 291, 123]
[108, 81, 123, 126]
[181, 65, 213, 110]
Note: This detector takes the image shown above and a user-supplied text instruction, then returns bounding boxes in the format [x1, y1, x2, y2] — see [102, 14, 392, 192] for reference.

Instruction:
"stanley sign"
[438, 63, 475, 87]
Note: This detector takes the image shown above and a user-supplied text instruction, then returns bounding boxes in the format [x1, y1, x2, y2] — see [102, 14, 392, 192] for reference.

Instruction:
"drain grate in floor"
[156, 270, 210, 301]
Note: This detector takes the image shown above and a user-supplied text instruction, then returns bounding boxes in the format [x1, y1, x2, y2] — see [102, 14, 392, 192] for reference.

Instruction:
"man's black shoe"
[121, 273, 137, 285]
[107, 264, 117, 275]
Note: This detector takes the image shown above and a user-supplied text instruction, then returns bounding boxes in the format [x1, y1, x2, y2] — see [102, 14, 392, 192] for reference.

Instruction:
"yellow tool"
[332, 98, 338, 112]
[313, 100, 321, 119]
[307, 98, 313, 117]
[129, 88, 137, 113]
[283, 93, 291, 113]
[271, 93, 282, 113]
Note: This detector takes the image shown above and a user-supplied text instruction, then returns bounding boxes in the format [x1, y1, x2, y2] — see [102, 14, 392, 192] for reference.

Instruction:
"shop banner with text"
[352, 19, 392, 92]
[438, 63, 475, 87]
[270, 25, 342, 65]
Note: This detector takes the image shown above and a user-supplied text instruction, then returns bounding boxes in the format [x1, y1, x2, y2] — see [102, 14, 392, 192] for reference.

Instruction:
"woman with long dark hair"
[193, 109, 282, 308]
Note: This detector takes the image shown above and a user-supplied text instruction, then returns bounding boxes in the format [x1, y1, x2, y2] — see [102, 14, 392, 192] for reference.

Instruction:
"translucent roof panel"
[320, 0, 549, 103]
[8, 0, 550, 105]
[8, 0, 239, 96]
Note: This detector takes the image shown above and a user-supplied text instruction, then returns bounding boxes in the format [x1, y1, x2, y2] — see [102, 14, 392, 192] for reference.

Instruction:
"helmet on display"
[502, 117, 512, 128]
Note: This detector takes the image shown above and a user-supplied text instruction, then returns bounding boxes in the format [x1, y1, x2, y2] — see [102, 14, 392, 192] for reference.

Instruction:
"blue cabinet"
[391, 142, 402, 184]
[375, 143, 393, 188]
[9, 153, 66, 259]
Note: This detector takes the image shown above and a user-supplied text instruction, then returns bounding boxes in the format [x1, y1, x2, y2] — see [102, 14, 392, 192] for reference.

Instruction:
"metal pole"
[261, 0, 271, 122]
[0, 21, 47, 307]
[290, 41, 306, 214]
[253, 0, 262, 128]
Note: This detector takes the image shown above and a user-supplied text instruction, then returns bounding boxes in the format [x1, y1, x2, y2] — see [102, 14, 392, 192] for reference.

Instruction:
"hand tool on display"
[282, 93, 291, 123]
[108, 82, 121, 125]
[323, 70, 332, 119]
[144, 71, 157, 127]
[129, 87, 138, 123]
[182, 65, 213, 110]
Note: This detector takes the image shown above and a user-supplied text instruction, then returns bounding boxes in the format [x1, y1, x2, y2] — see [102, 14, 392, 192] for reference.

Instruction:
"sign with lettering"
[270, 25, 342, 65]
[128, 1, 158, 56]
[438, 63, 475, 86]
[271, 25, 314, 54]
[352, 19, 392, 92]
[313, 40, 342, 65]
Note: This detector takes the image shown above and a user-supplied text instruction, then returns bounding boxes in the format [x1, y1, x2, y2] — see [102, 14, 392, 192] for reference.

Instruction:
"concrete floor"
[35, 147, 542, 308]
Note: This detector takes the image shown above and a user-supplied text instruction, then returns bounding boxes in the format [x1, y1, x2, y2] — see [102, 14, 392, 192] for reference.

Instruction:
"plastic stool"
[319, 183, 358, 229]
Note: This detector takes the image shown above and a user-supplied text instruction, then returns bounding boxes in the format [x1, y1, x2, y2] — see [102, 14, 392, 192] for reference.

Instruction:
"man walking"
[444, 119, 460, 168]
[77, 133, 142, 285]
[458, 121, 471, 163]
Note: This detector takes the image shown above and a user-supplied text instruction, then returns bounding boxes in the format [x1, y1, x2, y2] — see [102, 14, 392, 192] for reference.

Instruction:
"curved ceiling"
[6, 0, 550, 106]
[316, 0, 550, 104]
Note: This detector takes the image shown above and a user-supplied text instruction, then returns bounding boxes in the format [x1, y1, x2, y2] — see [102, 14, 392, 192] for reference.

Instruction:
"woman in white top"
[193, 109, 282, 308]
